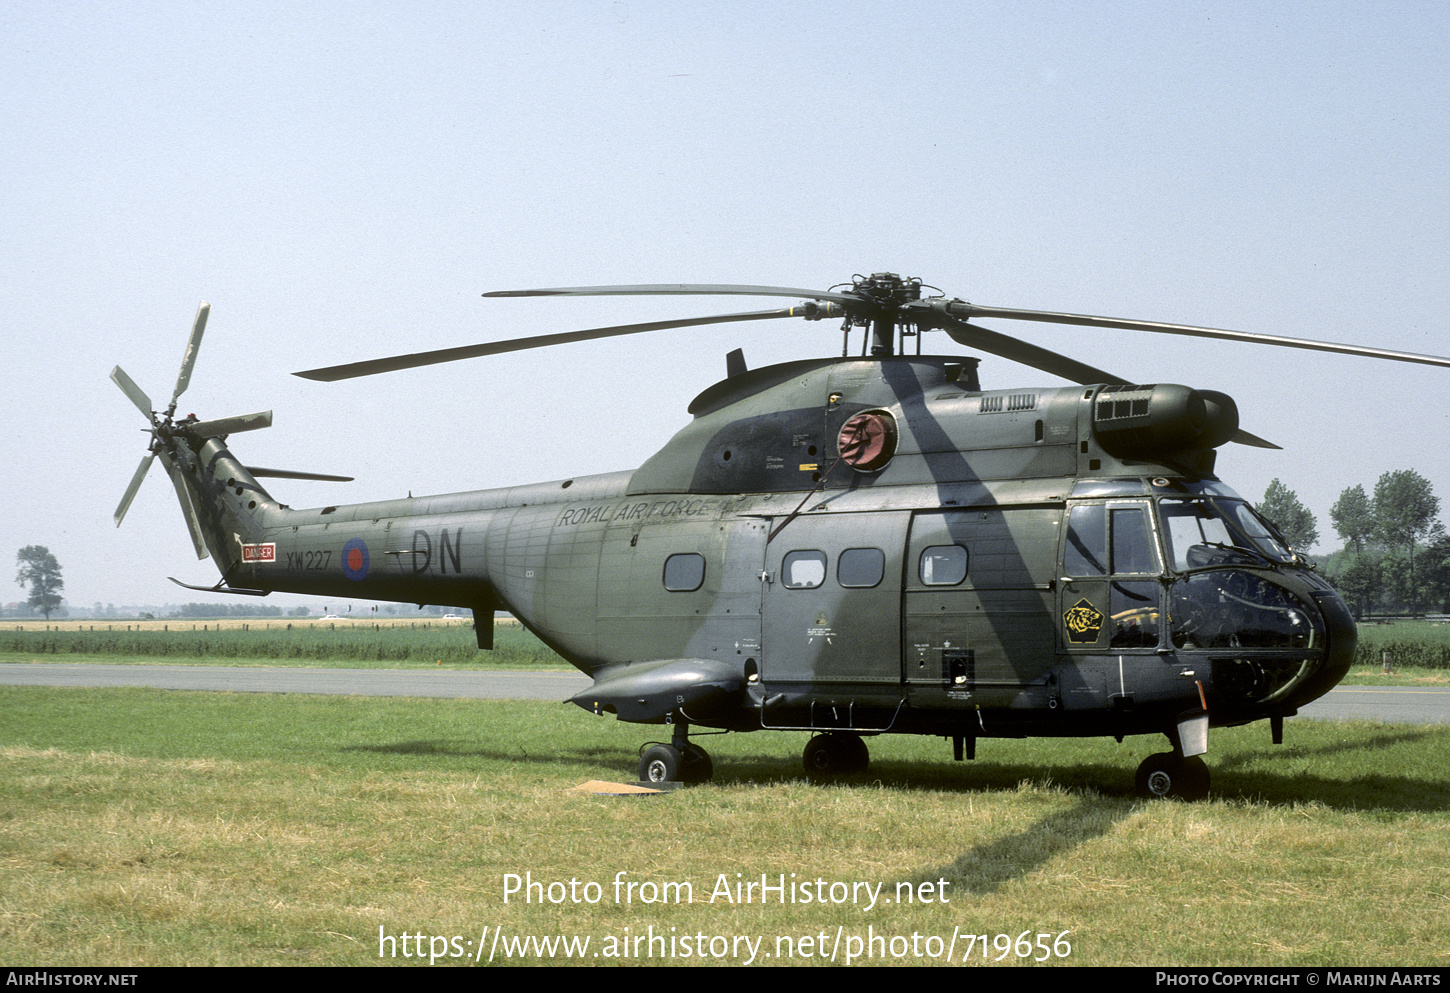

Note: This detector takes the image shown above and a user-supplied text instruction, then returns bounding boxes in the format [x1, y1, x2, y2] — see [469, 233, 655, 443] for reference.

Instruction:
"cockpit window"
[1159, 498, 1294, 571]
[1064, 503, 1160, 577]
[1110, 507, 1158, 575]
[1225, 501, 1294, 557]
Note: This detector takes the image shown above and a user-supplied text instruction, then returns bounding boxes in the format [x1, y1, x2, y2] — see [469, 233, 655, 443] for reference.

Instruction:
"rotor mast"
[852, 272, 922, 356]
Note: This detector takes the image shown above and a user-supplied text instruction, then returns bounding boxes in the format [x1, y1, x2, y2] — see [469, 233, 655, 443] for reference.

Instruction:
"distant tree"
[1373, 470, 1442, 616]
[1330, 484, 1376, 556]
[15, 546, 64, 621]
[1256, 479, 1319, 550]
[1423, 532, 1450, 614]
[1334, 555, 1382, 621]
[1379, 552, 1414, 613]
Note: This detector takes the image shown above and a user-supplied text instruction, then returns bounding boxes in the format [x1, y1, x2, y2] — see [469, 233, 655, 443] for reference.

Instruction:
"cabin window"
[919, 545, 968, 586]
[782, 550, 827, 589]
[837, 547, 885, 588]
[662, 553, 706, 592]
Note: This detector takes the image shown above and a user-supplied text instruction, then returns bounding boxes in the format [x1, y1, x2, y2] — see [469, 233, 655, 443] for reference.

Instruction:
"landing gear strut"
[637, 720, 713, 785]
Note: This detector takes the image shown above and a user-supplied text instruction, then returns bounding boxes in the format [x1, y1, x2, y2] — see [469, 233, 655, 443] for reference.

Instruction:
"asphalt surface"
[1, 663, 1447, 724]
[0, 663, 591, 701]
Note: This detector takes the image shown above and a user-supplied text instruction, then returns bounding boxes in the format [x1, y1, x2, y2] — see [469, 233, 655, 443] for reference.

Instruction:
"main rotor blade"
[188, 410, 273, 438]
[158, 452, 209, 560]
[170, 301, 211, 406]
[1231, 428, 1280, 450]
[484, 283, 862, 305]
[294, 307, 804, 381]
[114, 453, 155, 526]
[110, 366, 154, 417]
[941, 320, 1131, 387]
[939, 301, 1450, 369]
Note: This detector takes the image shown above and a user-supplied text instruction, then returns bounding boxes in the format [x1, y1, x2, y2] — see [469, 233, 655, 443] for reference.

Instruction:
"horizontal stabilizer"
[245, 465, 354, 482]
[168, 575, 270, 596]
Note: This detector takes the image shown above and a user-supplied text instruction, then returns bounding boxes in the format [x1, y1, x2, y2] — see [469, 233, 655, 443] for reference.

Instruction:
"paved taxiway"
[1, 663, 1448, 724]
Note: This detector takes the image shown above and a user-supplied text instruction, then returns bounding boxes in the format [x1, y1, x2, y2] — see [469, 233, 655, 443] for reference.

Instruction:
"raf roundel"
[341, 538, 370, 581]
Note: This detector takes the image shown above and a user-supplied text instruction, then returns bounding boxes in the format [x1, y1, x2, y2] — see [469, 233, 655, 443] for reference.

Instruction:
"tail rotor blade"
[158, 453, 209, 560]
[114, 453, 155, 526]
[188, 409, 273, 438]
[110, 366, 154, 418]
[170, 301, 210, 406]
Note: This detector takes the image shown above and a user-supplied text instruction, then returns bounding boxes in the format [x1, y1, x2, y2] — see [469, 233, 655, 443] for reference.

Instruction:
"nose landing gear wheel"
[1135, 752, 1210, 801]
[680, 743, 713, 783]
[638, 743, 714, 785]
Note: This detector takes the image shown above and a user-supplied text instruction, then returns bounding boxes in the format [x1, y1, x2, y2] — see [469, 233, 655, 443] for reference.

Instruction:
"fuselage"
[179, 355, 1355, 742]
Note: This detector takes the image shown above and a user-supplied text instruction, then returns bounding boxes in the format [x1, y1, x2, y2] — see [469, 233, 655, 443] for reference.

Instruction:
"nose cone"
[1287, 591, 1358, 708]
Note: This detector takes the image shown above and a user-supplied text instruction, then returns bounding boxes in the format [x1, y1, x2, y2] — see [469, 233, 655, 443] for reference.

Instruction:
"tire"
[679, 743, 714, 784]
[1135, 752, 1210, 801]
[803, 733, 869, 781]
[838, 734, 870, 774]
[639, 744, 682, 784]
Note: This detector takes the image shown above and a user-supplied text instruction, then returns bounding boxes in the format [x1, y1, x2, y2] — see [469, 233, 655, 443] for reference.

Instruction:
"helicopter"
[111, 273, 1450, 799]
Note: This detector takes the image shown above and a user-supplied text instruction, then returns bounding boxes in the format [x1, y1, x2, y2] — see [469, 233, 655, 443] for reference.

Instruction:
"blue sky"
[3, 1, 1447, 609]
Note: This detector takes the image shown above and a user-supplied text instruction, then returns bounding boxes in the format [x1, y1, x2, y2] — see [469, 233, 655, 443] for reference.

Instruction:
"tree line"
[1257, 469, 1448, 618]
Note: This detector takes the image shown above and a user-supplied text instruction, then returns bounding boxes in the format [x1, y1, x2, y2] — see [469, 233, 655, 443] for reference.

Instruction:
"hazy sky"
[3, 1, 1448, 611]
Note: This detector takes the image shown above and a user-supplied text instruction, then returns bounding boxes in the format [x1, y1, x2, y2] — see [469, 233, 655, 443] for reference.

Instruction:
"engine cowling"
[1091, 384, 1239, 458]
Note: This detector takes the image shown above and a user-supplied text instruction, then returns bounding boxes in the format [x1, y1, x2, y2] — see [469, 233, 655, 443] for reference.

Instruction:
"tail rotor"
[110, 302, 273, 557]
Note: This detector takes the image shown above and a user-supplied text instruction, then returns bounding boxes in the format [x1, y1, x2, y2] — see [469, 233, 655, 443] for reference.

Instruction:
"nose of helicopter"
[1285, 591, 1358, 710]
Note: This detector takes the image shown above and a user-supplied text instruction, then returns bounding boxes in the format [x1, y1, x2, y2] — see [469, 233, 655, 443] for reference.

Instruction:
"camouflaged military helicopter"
[112, 274, 1450, 799]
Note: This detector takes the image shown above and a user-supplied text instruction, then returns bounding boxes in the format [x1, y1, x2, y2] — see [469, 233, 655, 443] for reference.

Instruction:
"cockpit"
[1061, 479, 1353, 710]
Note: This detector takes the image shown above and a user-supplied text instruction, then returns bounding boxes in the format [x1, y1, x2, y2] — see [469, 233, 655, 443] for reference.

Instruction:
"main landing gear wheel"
[802, 733, 870, 781]
[1135, 752, 1210, 801]
[637, 743, 714, 785]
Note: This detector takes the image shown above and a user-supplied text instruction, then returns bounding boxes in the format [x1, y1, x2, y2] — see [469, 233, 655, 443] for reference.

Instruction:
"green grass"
[1, 686, 1447, 967]
[1355, 621, 1450, 671]
[0, 623, 565, 669]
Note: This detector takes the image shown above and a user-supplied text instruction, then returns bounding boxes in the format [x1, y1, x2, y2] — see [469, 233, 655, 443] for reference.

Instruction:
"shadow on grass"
[348, 726, 1447, 898]
[347, 723, 1449, 812]
[344, 738, 642, 768]
[932, 794, 1125, 896]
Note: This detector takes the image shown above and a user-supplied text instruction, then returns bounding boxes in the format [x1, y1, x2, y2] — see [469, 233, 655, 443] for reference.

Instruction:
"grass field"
[5, 618, 1450, 683]
[1, 686, 1448, 967]
[0, 617, 560, 669]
